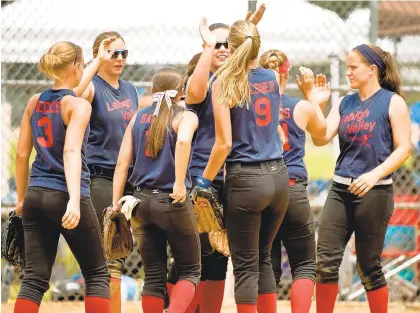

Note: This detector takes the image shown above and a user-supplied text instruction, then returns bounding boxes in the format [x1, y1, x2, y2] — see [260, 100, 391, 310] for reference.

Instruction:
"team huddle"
[6, 3, 413, 313]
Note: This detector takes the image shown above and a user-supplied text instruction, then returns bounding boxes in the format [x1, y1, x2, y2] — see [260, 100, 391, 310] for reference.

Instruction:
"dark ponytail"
[369, 45, 403, 97]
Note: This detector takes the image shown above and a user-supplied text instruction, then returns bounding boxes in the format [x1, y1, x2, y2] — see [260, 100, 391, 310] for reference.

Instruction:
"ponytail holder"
[277, 59, 291, 74]
[246, 35, 252, 39]
[152, 90, 178, 116]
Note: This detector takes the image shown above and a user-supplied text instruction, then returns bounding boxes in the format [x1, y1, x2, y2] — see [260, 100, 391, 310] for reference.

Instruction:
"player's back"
[29, 89, 90, 197]
[227, 67, 283, 163]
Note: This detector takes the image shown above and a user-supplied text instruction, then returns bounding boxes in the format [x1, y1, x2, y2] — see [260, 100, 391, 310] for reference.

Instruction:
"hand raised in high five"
[297, 67, 330, 107]
[97, 36, 117, 63]
[296, 66, 315, 100]
[199, 17, 217, 48]
[245, 3, 266, 26]
[310, 74, 331, 106]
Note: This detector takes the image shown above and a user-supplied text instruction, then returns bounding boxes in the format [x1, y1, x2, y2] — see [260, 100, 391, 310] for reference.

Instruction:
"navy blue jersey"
[227, 67, 283, 163]
[335, 88, 394, 179]
[29, 89, 90, 197]
[186, 73, 224, 181]
[87, 75, 138, 169]
[280, 95, 307, 180]
[129, 105, 194, 190]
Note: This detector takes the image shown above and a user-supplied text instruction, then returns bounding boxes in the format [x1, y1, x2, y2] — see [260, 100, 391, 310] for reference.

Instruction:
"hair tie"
[152, 90, 178, 116]
[246, 35, 252, 39]
[278, 59, 291, 74]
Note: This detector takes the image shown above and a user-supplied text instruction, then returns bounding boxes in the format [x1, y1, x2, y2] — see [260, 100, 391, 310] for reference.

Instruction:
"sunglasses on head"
[110, 49, 128, 59]
[215, 41, 228, 50]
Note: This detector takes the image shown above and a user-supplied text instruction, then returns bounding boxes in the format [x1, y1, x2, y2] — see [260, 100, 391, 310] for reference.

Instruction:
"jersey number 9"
[255, 96, 272, 127]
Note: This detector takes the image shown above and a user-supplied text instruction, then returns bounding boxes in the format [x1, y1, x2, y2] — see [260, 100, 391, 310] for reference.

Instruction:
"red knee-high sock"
[184, 282, 204, 313]
[109, 277, 121, 313]
[316, 283, 338, 313]
[290, 279, 315, 313]
[237, 304, 257, 313]
[14, 299, 40, 313]
[256, 293, 277, 313]
[167, 282, 175, 298]
[85, 296, 110, 313]
[366, 286, 388, 313]
[142, 295, 164, 313]
[168, 280, 196, 313]
[201, 280, 225, 313]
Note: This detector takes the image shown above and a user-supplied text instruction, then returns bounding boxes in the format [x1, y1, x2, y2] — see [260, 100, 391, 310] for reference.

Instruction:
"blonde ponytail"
[38, 41, 82, 80]
[212, 20, 261, 109]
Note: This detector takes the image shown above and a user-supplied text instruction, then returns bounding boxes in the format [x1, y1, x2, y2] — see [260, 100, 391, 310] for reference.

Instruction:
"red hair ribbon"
[277, 59, 291, 74]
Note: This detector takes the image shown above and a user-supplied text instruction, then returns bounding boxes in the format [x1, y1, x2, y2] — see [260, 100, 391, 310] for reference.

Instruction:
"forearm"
[64, 151, 82, 202]
[372, 145, 412, 179]
[15, 157, 30, 203]
[112, 162, 129, 206]
[187, 46, 214, 102]
[202, 142, 230, 181]
[277, 125, 286, 144]
[174, 141, 191, 185]
[73, 58, 101, 96]
[311, 134, 332, 146]
[311, 118, 337, 146]
[309, 106, 327, 139]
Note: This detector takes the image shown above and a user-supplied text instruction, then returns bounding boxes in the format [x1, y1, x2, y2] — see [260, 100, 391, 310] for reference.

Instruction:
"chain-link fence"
[2, 0, 420, 308]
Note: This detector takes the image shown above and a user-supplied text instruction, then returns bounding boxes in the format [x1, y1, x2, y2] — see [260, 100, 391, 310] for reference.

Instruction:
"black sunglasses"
[215, 41, 228, 50]
[110, 49, 128, 59]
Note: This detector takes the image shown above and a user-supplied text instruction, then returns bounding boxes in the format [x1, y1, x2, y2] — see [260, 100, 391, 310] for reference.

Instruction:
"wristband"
[196, 175, 212, 188]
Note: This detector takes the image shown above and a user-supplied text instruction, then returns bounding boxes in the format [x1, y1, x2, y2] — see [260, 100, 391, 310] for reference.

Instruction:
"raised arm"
[74, 37, 117, 102]
[186, 18, 217, 105]
[310, 97, 342, 146]
[245, 2, 266, 25]
[295, 73, 330, 138]
[202, 82, 232, 181]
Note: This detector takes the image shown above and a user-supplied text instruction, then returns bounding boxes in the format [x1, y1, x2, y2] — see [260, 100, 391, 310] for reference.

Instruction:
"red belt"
[289, 179, 296, 186]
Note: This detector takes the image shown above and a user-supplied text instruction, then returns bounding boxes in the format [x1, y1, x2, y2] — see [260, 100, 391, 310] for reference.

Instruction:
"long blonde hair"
[146, 67, 183, 159]
[39, 41, 82, 80]
[213, 20, 260, 109]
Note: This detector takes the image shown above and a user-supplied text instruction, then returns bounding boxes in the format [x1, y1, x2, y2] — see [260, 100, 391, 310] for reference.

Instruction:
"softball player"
[169, 8, 266, 311]
[14, 42, 110, 313]
[79, 31, 140, 313]
[260, 49, 330, 313]
[198, 20, 289, 313]
[314, 44, 412, 313]
[112, 67, 201, 313]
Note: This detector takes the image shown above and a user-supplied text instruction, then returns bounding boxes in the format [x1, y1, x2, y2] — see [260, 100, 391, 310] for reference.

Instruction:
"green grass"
[304, 139, 335, 180]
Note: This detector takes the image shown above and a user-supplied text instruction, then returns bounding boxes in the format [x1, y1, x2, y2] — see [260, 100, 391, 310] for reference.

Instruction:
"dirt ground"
[2, 300, 420, 313]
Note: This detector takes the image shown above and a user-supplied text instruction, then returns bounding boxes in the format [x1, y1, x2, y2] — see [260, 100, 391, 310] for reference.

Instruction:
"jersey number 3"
[255, 97, 272, 127]
[37, 116, 53, 148]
